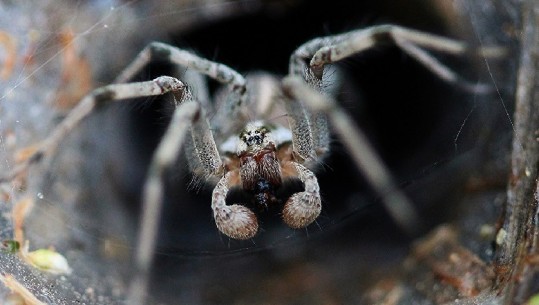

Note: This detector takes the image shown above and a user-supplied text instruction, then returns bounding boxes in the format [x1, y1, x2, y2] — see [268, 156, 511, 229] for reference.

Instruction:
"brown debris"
[0, 274, 46, 305]
[407, 226, 495, 303]
[0, 31, 17, 80]
[53, 28, 93, 110]
[12, 197, 34, 247]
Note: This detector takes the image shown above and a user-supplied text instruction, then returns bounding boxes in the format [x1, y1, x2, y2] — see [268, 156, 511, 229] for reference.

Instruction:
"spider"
[0, 24, 502, 304]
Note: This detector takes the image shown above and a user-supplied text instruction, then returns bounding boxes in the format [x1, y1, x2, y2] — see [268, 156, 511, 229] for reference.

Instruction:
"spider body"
[202, 87, 325, 239]
[237, 125, 283, 210]
[221, 119, 318, 216]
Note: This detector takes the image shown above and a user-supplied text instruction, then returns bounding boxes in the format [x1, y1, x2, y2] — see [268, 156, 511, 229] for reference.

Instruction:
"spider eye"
[248, 134, 263, 145]
[238, 123, 273, 148]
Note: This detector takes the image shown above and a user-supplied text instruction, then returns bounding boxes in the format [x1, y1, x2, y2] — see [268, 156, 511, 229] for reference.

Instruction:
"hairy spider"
[0, 24, 503, 304]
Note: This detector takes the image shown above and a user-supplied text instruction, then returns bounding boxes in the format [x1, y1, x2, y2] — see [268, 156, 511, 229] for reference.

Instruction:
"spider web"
[0, 2, 138, 304]
[0, 0, 518, 304]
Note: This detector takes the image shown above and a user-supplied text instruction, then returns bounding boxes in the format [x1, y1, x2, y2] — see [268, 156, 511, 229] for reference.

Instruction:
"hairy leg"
[127, 99, 202, 305]
[290, 24, 504, 91]
[0, 76, 187, 183]
[282, 162, 322, 229]
[211, 171, 258, 240]
[114, 42, 247, 125]
[282, 76, 421, 234]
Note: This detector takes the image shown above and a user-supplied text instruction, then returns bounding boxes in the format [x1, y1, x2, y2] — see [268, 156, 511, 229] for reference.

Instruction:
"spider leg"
[278, 74, 326, 229]
[128, 79, 231, 304]
[114, 42, 247, 127]
[282, 68, 331, 165]
[310, 111, 330, 157]
[0, 76, 187, 184]
[212, 171, 259, 240]
[281, 87, 317, 164]
[127, 99, 202, 305]
[183, 68, 212, 113]
[0, 76, 196, 305]
[290, 24, 504, 92]
[243, 72, 281, 119]
[303, 70, 331, 157]
[181, 102, 259, 240]
[187, 91, 224, 183]
[182, 69, 214, 178]
[115, 42, 245, 87]
[185, 101, 259, 239]
[282, 162, 322, 229]
[282, 76, 420, 234]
